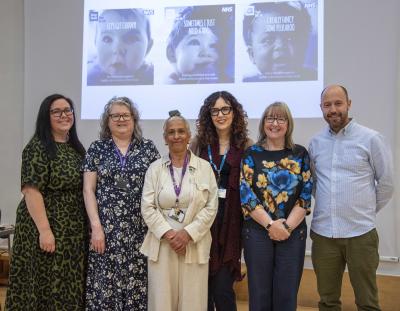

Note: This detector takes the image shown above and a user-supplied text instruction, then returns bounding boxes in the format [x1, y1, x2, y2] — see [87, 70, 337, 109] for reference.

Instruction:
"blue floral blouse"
[240, 144, 312, 220]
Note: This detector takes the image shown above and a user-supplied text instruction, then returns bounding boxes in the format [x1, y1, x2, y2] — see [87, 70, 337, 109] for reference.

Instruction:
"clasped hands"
[163, 229, 192, 256]
[268, 219, 291, 242]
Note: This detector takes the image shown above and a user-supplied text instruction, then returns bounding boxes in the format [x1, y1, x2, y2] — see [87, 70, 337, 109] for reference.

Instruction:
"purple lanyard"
[112, 140, 132, 170]
[169, 152, 189, 201]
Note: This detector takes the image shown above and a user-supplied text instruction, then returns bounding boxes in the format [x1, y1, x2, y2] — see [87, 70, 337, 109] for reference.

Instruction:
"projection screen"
[81, 0, 323, 119]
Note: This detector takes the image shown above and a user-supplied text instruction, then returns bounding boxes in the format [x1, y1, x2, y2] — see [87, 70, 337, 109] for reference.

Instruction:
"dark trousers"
[208, 265, 237, 311]
[242, 222, 307, 311]
[311, 229, 381, 311]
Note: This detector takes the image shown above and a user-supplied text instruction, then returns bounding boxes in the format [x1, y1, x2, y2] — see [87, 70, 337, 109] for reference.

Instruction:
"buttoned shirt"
[309, 119, 394, 238]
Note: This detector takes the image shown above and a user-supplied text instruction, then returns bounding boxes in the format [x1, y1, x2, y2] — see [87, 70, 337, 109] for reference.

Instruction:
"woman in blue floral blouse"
[240, 102, 312, 311]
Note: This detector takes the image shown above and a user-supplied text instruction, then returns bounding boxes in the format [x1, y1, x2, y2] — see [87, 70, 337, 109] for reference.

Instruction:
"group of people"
[5, 84, 393, 311]
[87, 2, 317, 86]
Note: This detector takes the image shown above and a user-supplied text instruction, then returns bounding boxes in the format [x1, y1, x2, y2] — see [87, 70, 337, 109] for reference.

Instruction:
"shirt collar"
[161, 149, 197, 170]
[327, 118, 355, 136]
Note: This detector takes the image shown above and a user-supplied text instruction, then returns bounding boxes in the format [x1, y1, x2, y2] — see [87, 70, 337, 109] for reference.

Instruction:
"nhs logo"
[221, 6, 233, 13]
[89, 10, 98, 22]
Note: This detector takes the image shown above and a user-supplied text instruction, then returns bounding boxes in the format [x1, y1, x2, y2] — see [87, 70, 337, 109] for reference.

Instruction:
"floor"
[237, 300, 317, 311]
[0, 287, 317, 311]
[0, 287, 5, 310]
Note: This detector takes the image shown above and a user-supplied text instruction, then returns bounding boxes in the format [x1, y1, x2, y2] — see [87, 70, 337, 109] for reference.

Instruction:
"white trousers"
[148, 240, 208, 311]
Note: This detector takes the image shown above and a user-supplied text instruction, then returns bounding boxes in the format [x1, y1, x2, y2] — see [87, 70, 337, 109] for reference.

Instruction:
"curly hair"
[196, 91, 249, 150]
[99, 96, 142, 141]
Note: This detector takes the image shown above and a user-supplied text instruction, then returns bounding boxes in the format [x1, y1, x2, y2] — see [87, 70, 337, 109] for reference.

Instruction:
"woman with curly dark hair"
[190, 91, 252, 311]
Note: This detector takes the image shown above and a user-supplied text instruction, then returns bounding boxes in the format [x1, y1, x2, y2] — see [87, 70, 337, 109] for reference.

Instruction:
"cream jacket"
[140, 151, 218, 264]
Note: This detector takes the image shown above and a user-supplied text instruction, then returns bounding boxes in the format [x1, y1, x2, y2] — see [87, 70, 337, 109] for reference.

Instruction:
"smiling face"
[248, 11, 304, 73]
[210, 97, 233, 135]
[164, 118, 191, 154]
[50, 98, 74, 139]
[320, 85, 351, 133]
[96, 10, 151, 75]
[174, 30, 219, 75]
[263, 110, 288, 145]
[107, 103, 134, 139]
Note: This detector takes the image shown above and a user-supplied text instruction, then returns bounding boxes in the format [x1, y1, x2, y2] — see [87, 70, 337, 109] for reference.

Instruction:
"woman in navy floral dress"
[240, 102, 312, 311]
[82, 97, 160, 310]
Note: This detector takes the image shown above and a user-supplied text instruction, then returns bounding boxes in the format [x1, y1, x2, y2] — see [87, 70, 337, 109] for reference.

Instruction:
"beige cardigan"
[140, 151, 218, 264]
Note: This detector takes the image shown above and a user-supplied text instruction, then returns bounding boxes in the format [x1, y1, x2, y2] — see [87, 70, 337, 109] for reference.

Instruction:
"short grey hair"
[163, 115, 191, 139]
[99, 96, 143, 141]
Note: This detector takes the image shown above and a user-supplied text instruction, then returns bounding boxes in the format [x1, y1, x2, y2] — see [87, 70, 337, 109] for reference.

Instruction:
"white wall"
[0, 0, 399, 274]
[0, 0, 24, 225]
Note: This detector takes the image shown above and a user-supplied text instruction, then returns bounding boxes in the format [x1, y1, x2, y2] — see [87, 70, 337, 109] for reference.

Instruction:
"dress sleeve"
[82, 141, 99, 172]
[146, 139, 161, 164]
[240, 148, 264, 216]
[296, 148, 312, 214]
[20, 138, 50, 192]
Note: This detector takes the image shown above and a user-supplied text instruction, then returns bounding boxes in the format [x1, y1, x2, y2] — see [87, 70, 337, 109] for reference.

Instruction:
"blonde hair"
[257, 101, 295, 149]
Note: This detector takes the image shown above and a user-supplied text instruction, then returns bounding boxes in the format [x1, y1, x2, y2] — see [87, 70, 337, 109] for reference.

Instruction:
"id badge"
[114, 175, 129, 191]
[168, 209, 185, 223]
[218, 188, 227, 199]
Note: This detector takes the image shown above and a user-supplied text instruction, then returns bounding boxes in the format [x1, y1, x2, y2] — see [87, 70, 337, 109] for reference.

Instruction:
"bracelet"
[265, 220, 274, 231]
[282, 221, 292, 234]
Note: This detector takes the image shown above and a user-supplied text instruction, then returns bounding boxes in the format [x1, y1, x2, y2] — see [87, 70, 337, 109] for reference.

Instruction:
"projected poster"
[81, 0, 323, 119]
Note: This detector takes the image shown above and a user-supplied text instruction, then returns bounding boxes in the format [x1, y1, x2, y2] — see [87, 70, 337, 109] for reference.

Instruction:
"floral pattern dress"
[82, 138, 160, 311]
[240, 144, 312, 220]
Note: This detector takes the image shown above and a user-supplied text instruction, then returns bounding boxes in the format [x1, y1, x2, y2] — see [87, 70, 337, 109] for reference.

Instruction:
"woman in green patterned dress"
[5, 94, 88, 310]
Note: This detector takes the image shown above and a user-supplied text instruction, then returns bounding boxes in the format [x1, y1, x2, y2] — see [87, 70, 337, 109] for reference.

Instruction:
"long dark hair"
[196, 91, 249, 150]
[34, 94, 85, 159]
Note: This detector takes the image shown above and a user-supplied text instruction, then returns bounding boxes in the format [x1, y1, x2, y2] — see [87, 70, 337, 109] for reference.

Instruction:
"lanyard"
[169, 152, 189, 204]
[112, 140, 132, 170]
[207, 144, 228, 182]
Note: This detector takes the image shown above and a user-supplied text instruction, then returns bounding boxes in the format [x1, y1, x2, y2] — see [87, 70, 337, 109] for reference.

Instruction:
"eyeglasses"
[50, 107, 73, 118]
[210, 106, 232, 117]
[265, 116, 287, 124]
[109, 113, 132, 122]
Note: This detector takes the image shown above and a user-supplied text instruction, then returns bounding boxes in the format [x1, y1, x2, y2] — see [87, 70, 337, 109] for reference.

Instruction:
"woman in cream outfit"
[141, 111, 218, 311]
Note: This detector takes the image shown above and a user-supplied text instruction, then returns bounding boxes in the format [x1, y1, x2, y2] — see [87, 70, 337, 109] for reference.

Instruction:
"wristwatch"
[282, 221, 293, 234]
[265, 220, 274, 231]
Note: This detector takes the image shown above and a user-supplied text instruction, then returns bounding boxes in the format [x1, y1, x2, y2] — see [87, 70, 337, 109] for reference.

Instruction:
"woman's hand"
[164, 230, 186, 255]
[39, 228, 56, 253]
[90, 224, 106, 254]
[163, 229, 176, 241]
[268, 219, 290, 241]
[169, 229, 192, 255]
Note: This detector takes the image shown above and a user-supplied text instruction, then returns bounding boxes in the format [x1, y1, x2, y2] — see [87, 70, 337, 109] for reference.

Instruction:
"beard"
[325, 112, 349, 132]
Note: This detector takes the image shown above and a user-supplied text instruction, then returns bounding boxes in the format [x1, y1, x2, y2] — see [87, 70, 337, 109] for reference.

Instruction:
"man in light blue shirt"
[309, 84, 394, 311]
